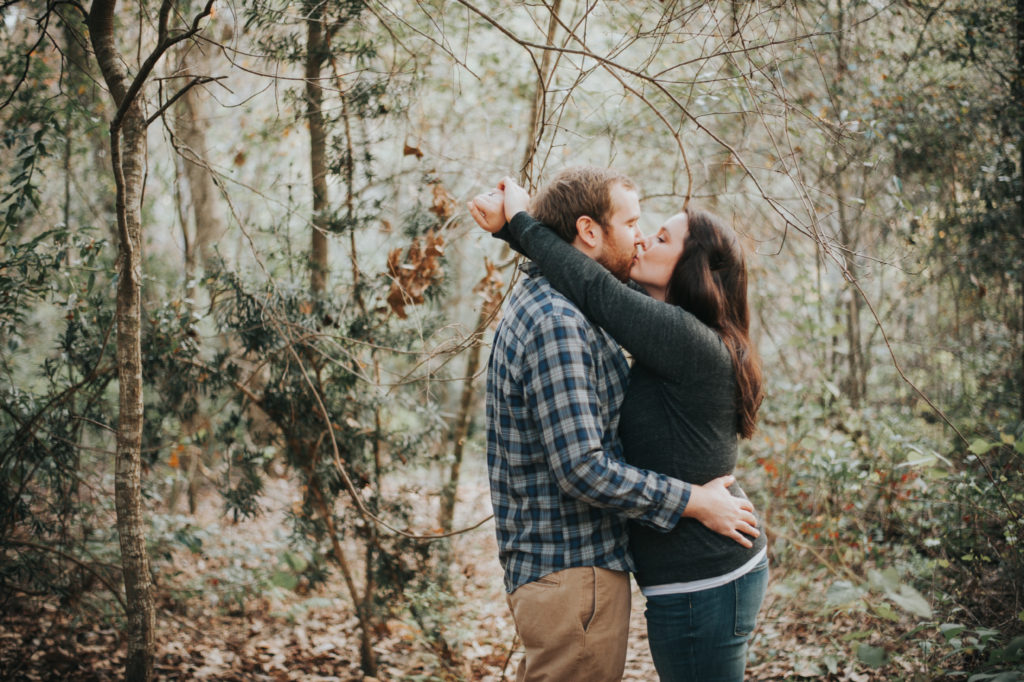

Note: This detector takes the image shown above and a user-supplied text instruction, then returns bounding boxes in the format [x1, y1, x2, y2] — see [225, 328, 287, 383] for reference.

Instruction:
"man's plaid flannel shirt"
[486, 263, 691, 594]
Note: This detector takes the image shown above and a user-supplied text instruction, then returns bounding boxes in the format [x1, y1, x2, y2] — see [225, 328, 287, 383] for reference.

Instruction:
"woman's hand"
[683, 475, 760, 548]
[467, 189, 506, 233]
[497, 176, 530, 222]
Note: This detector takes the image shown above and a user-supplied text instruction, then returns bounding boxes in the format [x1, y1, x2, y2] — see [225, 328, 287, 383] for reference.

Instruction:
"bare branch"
[145, 75, 223, 127]
[8, 539, 128, 613]
[110, 0, 216, 131]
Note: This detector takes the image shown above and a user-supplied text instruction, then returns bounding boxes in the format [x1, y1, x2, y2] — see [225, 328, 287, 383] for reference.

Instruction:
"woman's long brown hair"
[665, 208, 764, 439]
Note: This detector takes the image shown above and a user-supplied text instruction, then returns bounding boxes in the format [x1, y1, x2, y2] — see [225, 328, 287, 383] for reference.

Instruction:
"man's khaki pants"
[507, 566, 631, 682]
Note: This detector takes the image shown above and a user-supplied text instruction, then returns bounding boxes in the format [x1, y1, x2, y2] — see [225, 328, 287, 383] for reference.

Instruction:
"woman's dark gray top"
[496, 212, 766, 586]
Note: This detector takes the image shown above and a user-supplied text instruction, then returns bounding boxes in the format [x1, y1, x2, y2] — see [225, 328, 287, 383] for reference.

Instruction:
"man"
[468, 166, 756, 681]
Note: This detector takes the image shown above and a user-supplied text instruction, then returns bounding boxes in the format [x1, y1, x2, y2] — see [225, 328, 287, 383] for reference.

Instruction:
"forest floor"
[0, 461, 1001, 681]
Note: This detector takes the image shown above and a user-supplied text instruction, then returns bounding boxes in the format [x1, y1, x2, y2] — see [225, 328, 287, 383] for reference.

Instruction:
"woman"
[470, 179, 768, 682]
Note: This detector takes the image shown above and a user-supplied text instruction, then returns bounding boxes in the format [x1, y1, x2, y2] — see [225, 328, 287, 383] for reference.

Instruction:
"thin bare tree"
[84, 2, 216, 678]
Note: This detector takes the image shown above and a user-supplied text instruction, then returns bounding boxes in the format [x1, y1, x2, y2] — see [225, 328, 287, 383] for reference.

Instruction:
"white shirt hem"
[640, 547, 768, 597]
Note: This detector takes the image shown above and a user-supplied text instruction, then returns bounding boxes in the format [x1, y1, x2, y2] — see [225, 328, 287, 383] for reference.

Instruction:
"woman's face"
[630, 212, 688, 301]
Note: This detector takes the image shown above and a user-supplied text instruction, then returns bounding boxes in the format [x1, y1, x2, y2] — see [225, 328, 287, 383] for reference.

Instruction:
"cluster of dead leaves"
[0, 603, 123, 681]
[473, 259, 505, 327]
[385, 228, 445, 320]
[383, 181, 458, 319]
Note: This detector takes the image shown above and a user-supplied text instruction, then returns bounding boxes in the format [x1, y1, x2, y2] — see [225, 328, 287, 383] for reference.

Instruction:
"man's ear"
[575, 216, 602, 249]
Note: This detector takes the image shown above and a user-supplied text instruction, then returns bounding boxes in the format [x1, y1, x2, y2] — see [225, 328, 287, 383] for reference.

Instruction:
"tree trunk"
[305, 2, 329, 295]
[87, 2, 155, 679]
[438, 305, 488, 534]
[838, 195, 865, 408]
[175, 49, 223, 277]
[831, 0, 866, 407]
[309, 483, 378, 676]
[112, 115, 154, 682]
[1016, 0, 1024, 419]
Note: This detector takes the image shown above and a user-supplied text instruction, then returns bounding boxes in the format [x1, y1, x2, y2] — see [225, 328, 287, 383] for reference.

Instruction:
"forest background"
[1, 0, 1022, 680]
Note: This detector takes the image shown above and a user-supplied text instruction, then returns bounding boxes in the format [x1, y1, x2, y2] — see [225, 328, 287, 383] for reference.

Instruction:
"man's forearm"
[550, 445, 690, 531]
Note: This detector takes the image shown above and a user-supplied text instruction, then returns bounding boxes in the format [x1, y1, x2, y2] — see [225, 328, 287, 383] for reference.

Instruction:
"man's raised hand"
[497, 177, 530, 222]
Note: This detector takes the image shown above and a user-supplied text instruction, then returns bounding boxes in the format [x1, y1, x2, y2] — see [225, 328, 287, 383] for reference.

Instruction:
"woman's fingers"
[468, 201, 489, 230]
[467, 201, 484, 227]
[468, 193, 506, 232]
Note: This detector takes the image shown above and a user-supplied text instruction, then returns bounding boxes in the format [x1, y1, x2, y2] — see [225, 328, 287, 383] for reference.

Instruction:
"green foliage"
[0, 213, 452, 640]
[0, 226, 102, 350]
[0, 227, 116, 533]
[0, 13, 72, 238]
[940, 432, 1024, 569]
[940, 621, 1024, 675]
[2, 124, 52, 234]
[756, 370, 1023, 674]
[174, 256, 453, 617]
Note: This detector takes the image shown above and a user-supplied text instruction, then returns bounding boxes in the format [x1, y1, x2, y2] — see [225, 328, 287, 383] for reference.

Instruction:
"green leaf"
[857, 644, 888, 667]
[969, 438, 996, 456]
[282, 550, 308, 572]
[977, 628, 1001, 644]
[270, 570, 298, 590]
[886, 584, 933, 619]
[1000, 635, 1024, 662]
[941, 623, 967, 641]
[173, 528, 203, 554]
[826, 579, 865, 607]
[868, 567, 901, 592]
[872, 602, 900, 622]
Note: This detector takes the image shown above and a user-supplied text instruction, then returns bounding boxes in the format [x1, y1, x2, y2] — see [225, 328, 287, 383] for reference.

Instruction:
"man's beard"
[597, 249, 634, 282]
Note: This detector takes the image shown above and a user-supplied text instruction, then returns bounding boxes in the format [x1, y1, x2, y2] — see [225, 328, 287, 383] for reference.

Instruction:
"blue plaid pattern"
[486, 263, 690, 593]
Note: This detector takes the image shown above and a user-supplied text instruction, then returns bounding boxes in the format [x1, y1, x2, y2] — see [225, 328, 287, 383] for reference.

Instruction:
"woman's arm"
[470, 184, 758, 546]
[503, 211, 722, 378]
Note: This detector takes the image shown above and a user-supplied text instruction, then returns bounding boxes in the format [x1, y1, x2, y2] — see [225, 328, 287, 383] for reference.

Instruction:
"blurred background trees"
[1, 0, 1021, 679]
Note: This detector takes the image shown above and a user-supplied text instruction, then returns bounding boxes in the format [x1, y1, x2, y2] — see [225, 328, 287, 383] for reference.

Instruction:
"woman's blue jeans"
[644, 559, 769, 682]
